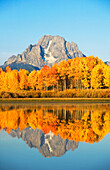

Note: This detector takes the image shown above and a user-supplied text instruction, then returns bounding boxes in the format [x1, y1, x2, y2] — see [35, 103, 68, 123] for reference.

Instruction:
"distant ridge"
[0, 62, 39, 72]
[105, 61, 110, 66]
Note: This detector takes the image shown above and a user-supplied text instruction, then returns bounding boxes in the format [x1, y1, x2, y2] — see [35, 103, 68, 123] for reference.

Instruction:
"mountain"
[2, 35, 85, 70]
[0, 62, 40, 72]
[105, 61, 110, 66]
[9, 128, 79, 157]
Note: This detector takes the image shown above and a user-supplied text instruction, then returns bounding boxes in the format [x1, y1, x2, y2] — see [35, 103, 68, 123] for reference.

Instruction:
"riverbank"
[0, 89, 110, 99]
[0, 98, 110, 103]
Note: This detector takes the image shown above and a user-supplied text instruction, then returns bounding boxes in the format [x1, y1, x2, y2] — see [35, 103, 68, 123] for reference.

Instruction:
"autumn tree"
[91, 64, 105, 89]
[0, 68, 5, 90]
[7, 70, 19, 91]
[0, 56, 109, 92]
[50, 64, 58, 91]
[19, 69, 29, 90]
[28, 70, 39, 90]
[103, 65, 110, 88]
[58, 60, 69, 90]
[38, 65, 50, 90]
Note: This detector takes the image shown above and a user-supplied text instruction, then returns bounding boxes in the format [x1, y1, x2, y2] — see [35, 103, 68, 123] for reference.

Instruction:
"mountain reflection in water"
[9, 128, 78, 157]
[0, 103, 110, 157]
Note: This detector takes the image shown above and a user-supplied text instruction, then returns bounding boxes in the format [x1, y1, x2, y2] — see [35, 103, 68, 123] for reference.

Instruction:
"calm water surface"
[0, 103, 110, 170]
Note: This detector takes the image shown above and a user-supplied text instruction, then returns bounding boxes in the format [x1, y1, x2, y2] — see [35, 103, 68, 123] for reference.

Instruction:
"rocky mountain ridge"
[0, 62, 40, 72]
[105, 61, 110, 66]
[2, 35, 85, 70]
[1, 35, 109, 71]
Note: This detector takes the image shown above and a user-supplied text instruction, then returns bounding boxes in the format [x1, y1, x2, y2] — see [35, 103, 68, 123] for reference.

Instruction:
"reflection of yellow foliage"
[0, 104, 110, 143]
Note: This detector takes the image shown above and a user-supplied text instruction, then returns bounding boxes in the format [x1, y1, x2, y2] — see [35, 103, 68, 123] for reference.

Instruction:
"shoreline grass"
[0, 98, 110, 103]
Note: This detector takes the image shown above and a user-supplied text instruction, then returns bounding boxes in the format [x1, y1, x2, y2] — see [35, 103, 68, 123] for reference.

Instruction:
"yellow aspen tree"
[3, 72, 9, 91]
[58, 60, 69, 91]
[86, 56, 105, 88]
[28, 70, 38, 90]
[103, 65, 110, 88]
[91, 64, 105, 89]
[2, 66, 11, 91]
[0, 68, 5, 90]
[8, 70, 19, 91]
[73, 57, 84, 89]
[67, 59, 76, 89]
[19, 69, 29, 90]
[6, 66, 11, 73]
[50, 64, 58, 91]
[37, 70, 44, 90]
[38, 65, 50, 91]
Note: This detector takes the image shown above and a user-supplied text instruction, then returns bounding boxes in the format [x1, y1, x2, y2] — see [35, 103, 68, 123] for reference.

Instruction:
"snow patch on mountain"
[44, 40, 52, 53]
[44, 40, 57, 63]
[45, 54, 57, 63]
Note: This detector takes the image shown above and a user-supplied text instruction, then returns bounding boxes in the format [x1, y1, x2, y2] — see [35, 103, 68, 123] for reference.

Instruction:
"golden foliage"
[0, 56, 109, 94]
[0, 104, 110, 143]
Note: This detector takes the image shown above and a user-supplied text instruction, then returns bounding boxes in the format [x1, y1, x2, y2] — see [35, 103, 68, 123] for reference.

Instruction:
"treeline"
[0, 56, 110, 94]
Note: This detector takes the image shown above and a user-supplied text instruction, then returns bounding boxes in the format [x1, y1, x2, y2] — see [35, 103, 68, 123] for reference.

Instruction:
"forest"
[0, 56, 110, 98]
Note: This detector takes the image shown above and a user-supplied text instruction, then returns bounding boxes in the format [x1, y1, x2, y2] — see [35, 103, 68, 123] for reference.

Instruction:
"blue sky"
[0, 0, 110, 65]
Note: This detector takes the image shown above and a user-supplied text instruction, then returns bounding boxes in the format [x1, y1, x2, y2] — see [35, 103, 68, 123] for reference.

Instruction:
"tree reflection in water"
[0, 104, 110, 157]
